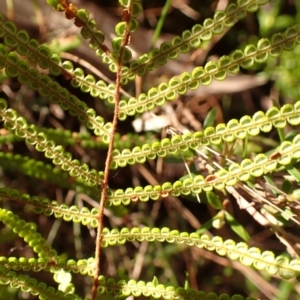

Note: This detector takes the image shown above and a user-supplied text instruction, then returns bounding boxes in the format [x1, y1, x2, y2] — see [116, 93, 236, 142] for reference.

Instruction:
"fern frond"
[0, 98, 104, 187]
[95, 274, 264, 299]
[0, 126, 110, 150]
[106, 133, 300, 205]
[0, 268, 81, 300]
[101, 227, 300, 280]
[0, 151, 70, 187]
[46, 0, 106, 53]
[46, 0, 143, 83]
[118, 24, 300, 120]
[0, 208, 57, 258]
[0, 256, 95, 276]
[112, 101, 300, 168]
[0, 44, 113, 142]
[0, 264, 263, 300]
[0, 152, 99, 200]
[119, 0, 269, 83]
[0, 13, 120, 103]
[0, 187, 99, 228]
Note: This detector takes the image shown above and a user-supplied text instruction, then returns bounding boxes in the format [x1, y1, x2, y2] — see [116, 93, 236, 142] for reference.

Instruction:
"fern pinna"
[0, 0, 300, 299]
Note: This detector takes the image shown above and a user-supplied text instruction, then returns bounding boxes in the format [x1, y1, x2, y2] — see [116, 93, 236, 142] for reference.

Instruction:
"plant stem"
[151, 0, 172, 47]
[91, 11, 131, 300]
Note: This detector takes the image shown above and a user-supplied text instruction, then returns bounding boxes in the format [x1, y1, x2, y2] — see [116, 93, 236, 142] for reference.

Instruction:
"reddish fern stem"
[91, 12, 131, 300]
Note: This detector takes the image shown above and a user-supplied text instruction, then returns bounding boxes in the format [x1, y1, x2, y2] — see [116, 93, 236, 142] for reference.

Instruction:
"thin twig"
[91, 8, 131, 300]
